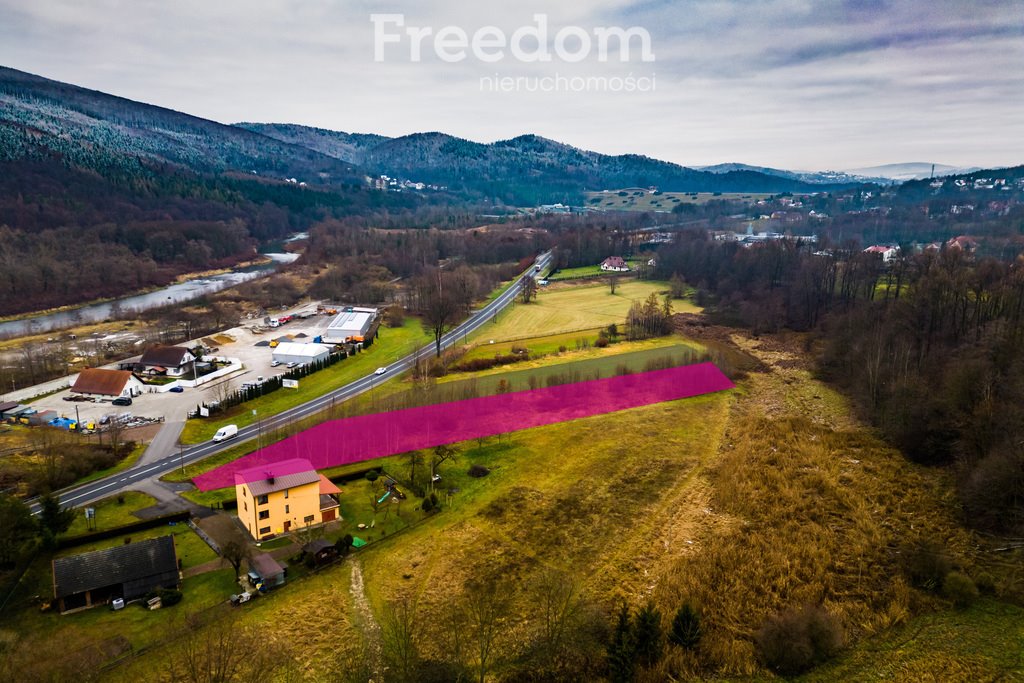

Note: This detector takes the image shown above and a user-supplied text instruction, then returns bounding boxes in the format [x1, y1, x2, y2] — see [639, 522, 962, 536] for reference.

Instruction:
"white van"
[212, 424, 238, 442]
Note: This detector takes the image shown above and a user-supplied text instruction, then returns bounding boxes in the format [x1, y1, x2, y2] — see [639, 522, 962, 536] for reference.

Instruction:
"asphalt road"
[36, 251, 552, 512]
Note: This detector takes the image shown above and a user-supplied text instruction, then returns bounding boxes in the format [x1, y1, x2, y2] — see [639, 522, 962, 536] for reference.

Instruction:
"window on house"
[284, 489, 289, 499]
[258, 510, 270, 520]
[285, 504, 289, 514]
[259, 526, 271, 535]
[257, 495, 268, 505]
[303, 515, 315, 524]
[243, 501, 247, 511]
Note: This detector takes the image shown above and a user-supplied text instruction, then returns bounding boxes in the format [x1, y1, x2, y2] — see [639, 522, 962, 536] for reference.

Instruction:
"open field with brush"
[95, 325, 1024, 681]
[18, 277, 1021, 680]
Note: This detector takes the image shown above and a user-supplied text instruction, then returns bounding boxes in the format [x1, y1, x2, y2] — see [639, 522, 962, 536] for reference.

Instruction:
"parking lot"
[29, 303, 344, 426]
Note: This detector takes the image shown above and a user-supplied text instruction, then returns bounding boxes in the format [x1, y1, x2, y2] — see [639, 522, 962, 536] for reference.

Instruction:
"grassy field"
[469, 279, 699, 345]
[179, 317, 431, 443]
[585, 189, 772, 212]
[18, 325, 1024, 680]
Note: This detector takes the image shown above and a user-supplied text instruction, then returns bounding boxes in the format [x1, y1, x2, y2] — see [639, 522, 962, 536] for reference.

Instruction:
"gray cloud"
[0, 0, 1020, 169]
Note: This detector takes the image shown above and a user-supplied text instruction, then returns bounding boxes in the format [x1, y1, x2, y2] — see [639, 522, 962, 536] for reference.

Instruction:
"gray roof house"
[52, 535, 179, 613]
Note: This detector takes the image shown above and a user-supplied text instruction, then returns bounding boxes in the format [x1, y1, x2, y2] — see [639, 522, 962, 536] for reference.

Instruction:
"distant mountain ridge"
[697, 162, 889, 185]
[840, 162, 983, 182]
[0, 66, 361, 186]
[239, 124, 849, 203]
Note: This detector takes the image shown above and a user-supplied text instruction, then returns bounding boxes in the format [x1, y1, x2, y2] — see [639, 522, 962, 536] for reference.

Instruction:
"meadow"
[10, 281, 1021, 681]
[468, 279, 698, 345]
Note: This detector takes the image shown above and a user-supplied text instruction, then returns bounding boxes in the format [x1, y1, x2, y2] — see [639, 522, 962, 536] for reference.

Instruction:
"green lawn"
[439, 343, 704, 395]
[62, 491, 157, 537]
[179, 317, 431, 444]
[469, 279, 699, 344]
[548, 260, 643, 280]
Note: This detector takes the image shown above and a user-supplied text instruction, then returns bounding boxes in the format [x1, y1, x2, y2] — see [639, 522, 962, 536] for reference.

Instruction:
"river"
[0, 252, 299, 339]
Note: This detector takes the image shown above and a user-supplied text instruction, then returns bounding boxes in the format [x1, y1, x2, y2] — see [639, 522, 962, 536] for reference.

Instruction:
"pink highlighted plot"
[194, 362, 734, 491]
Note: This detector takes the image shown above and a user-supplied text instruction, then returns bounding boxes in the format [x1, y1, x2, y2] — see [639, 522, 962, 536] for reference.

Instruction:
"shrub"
[335, 534, 353, 555]
[974, 571, 997, 595]
[468, 464, 490, 478]
[942, 571, 979, 608]
[558, 345, 567, 353]
[594, 336, 609, 348]
[669, 603, 701, 650]
[756, 604, 844, 675]
[903, 539, 952, 592]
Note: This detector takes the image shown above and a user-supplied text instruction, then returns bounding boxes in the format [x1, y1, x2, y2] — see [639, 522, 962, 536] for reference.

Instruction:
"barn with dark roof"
[52, 536, 179, 613]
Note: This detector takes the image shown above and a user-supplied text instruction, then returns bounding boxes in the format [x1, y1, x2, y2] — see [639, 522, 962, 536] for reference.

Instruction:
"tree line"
[655, 232, 1024, 534]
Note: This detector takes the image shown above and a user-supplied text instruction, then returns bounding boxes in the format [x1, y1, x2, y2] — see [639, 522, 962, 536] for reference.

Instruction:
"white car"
[374, 367, 388, 375]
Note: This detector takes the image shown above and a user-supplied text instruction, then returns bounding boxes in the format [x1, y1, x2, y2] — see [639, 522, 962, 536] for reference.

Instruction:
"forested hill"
[239, 125, 844, 204]
[0, 66, 361, 185]
[0, 67, 415, 317]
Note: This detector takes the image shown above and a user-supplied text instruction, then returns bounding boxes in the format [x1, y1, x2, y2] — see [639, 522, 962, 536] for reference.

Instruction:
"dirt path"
[349, 558, 383, 680]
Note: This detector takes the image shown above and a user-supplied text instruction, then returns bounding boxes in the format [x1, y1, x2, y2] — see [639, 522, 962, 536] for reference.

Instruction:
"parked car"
[112, 397, 132, 406]
[169, 386, 184, 393]
[270, 360, 281, 367]
[286, 362, 298, 369]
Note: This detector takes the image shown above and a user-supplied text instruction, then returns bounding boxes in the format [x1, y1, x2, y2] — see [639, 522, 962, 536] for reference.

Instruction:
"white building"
[271, 342, 332, 366]
[323, 307, 377, 344]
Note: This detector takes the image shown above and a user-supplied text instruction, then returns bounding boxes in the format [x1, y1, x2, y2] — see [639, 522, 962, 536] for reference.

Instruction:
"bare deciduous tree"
[380, 595, 420, 682]
[463, 580, 510, 683]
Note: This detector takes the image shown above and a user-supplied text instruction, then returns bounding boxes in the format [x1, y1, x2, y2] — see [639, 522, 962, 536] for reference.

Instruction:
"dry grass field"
[24, 316, 1021, 680]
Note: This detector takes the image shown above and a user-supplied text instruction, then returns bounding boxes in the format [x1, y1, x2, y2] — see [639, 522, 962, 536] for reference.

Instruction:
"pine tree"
[669, 603, 701, 650]
[607, 604, 636, 683]
[634, 602, 664, 667]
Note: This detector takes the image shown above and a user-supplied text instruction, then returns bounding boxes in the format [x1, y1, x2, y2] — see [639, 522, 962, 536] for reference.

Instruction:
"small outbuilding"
[70, 369, 145, 399]
[302, 538, 339, 566]
[271, 342, 331, 366]
[247, 553, 286, 590]
[52, 536, 179, 613]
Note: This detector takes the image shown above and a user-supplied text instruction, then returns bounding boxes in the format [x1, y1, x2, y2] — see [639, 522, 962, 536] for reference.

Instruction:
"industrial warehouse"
[323, 307, 377, 344]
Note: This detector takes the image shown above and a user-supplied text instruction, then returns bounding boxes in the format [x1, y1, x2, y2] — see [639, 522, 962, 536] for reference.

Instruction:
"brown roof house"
[70, 368, 145, 398]
[52, 535, 179, 613]
[600, 256, 630, 272]
[137, 345, 196, 377]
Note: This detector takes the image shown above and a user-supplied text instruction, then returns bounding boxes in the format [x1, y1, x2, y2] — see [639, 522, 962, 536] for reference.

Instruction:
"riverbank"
[0, 255, 278, 327]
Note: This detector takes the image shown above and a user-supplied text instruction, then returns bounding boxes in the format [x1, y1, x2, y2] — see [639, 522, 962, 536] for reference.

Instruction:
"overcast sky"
[0, 0, 1021, 170]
